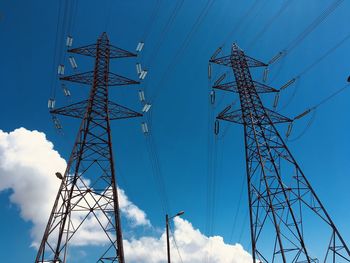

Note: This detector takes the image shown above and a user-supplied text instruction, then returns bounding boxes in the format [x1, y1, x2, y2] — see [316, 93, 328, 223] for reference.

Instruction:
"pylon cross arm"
[108, 72, 140, 86]
[253, 81, 278, 93]
[263, 108, 292, 124]
[108, 101, 142, 120]
[50, 100, 88, 118]
[210, 54, 267, 68]
[214, 80, 277, 93]
[69, 44, 137, 59]
[51, 100, 142, 120]
[60, 71, 139, 86]
[217, 106, 243, 124]
[245, 55, 267, 67]
[217, 105, 291, 125]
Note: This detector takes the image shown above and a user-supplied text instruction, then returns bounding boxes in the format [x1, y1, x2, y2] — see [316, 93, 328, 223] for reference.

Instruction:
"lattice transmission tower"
[210, 44, 350, 262]
[35, 32, 141, 263]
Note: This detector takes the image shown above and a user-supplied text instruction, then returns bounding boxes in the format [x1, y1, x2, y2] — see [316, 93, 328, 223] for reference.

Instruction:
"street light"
[55, 172, 63, 180]
[166, 211, 184, 263]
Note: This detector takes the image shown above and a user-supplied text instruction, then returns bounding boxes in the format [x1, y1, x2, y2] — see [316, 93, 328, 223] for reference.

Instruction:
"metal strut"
[211, 43, 350, 263]
[35, 32, 141, 263]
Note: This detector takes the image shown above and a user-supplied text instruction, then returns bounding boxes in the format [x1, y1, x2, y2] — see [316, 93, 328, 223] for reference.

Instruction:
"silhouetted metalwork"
[166, 211, 185, 263]
[35, 32, 141, 263]
[60, 71, 139, 86]
[210, 43, 350, 263]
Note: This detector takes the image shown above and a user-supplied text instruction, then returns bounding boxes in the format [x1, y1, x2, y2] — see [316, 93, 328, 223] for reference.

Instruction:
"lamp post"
[166, 211, 184, 263]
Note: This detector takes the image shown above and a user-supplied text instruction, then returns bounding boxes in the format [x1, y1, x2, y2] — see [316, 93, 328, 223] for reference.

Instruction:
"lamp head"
[55, 172, 63, 180]
[176, 211, 185, 216]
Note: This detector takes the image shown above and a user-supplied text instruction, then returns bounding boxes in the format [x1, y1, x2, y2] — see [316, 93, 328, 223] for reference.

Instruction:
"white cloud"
[124, 217, 252, 263]
[118, 187, 151, 227]
[0, 128, 252, 262]
[0, 128, 66, 243]
[0, 128, 150, 247]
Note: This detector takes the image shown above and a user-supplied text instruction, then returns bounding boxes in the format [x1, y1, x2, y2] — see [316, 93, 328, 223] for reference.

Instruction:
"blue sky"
[1, 0, 350, 262]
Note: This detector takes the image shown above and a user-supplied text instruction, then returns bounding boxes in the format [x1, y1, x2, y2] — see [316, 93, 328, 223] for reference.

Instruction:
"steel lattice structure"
[210, 44, 350, 262]
[35, 32, 141, 263]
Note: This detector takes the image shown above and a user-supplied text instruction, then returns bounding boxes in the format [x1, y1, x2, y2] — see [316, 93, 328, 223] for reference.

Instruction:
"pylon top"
[67, 33, 137, 59]
[209, 45, 267, 68]
[100, 32, 108, 40]
[232, 43, 241, 51]
[51, 32, 141, 121]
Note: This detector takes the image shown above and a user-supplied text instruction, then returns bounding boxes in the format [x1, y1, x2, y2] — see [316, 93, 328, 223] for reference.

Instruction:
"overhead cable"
[150, 0, 215, 103]
[268, 0, 345, 65]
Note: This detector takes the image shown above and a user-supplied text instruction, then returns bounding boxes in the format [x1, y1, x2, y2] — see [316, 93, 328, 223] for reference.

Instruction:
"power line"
[238, 209, 249, 243]
[105, 0, 113, 31]
[144, 112, 170, 215]
[267, 54, 287, 83]
[210, 135, 219, 235]
[247, 0, 294, 49]
[206, 68, 216, 263]
[296, 32, 350, 78]
[277, 77, 300, 111]
[287, 83, 350, 142]
[141, 0, 162, 42]
[150, 0, 215, 103]
[312, 83, 350, 111]
[222, 0, 260, 45]
[238, 0, 269, 42]
[146, 0, 184, 65]
[206, 74, 215, 236]
[49, 0, 79, 100]
[287, 110, 317, 142]
[286, 0, 344, 54]
[57, 0, 72, 64]
[169, 222, 184, 263]
[141, 0, 184, 96]
[274, 31, 350, 112]
[70, 1, 79, 33]
[49, 0, 64, 99]
[268, 0, 345, 66]
[62, 0, 79, 63]
[207, 116, 226, 261]
[229, 173, 245, 243]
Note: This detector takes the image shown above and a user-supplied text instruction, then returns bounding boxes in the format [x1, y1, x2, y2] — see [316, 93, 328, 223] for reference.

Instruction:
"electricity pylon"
[35, 32, 141, 263]
[210, 43, 350, 262]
